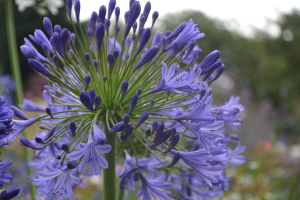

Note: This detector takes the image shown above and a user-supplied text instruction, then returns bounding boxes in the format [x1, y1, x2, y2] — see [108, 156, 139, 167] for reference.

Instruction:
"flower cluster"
[0, 97, 20, 199]
[17, 0, 245, 199]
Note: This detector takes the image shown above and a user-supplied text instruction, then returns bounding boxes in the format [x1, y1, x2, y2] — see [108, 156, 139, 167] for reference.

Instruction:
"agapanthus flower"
[17, 0, 245, 199]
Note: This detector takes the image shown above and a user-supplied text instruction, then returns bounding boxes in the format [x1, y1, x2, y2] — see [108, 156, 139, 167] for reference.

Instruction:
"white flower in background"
[15, 0, 64, 15]
[39, 0, 64, 15]
[15, 0, 35, 12]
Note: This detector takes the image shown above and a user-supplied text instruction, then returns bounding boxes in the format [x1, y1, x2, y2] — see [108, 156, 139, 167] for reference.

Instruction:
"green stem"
[5, 0, 35, 198]
[103, 131, 117, 200]
[117, 188, 124, 200]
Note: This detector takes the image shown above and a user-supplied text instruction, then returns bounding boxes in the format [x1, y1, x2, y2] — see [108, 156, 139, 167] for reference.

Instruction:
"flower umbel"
[18, 0, 245, 199]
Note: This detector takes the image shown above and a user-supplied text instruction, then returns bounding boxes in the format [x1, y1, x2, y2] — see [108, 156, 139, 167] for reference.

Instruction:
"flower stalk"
[5, 0, 35, 198]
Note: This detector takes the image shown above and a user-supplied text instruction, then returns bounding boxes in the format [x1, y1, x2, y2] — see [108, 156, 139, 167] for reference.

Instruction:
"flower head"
[17, 0, 245, 199]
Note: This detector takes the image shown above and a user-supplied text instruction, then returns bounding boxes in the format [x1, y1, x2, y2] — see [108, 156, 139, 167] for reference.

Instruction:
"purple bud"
[164, 30, 171, 37]
[103, 76, 107, 83]
[135, 111, 149, 128]
[115, 6, 120, 23]
[70, 122, 76, 137]
[199, 50, 221, 69]
[164, 135, 180, 153]
[60, 28, 69, 52]
[87, 28, 94, 40]
[113, 50, 119, 62]
[121, 80, 128, 100]
[62, 144, 70, 153]
[172, 43, 179, 57]
[68, 49, 74, 57]
[107, 53, 114, 69]
[89, 45, 94, 51]
[212, 64, 225, 81]
[133, 34, 137, 42]
[125, 2, 141, 38]
[151, 129, 171, 147]
[53, 55, 59, 67]
[105, 19, 111, 32]
[129, 0, 135, 8]
[70, 33, 76, 44]
[151, 121, 158, 133]
[128, 94, 138, 114]
[109, 122, 125, 132]
[139, 14, 145, 27]
[67, 0, 72, 15]
[145, 129, 151, 137]
[90, 11, 98, 30]
[84, 75, 91, 91]
[132, 21, 138, 33]
[136, 88, 142, 96]
[125, 124, 133, 138]
[149, 99, 154, 107]
[99, 5, 106, 24]
[54, 25, 61, 33]
[122, 114, 130, 127]
[35, 137, 45, 144]
[152, 31, 162, 47]
[96, 23, 105, 51]
[20, 136, 39, 150]
[152, 11, 159, 26]
[135, 46, 159, 70]
[186, 41, 196, 57]
[160, 36, 167, 50]
[89, 88, 96, 102]
[124, 11, 129, 23]
[153, 121, 164, 143]
[67, 160, 77, 169]
[108, 0, 116, 19]
[52, 32, 64, 57]
[191, 49, 202, 64]
[167, 22, 187, 41]
[85, 53, 91, 65]
[45, 107, 53, 118]
[94, 95, 101, 111]
[143, 2, 151, 22]
[169, 127, 176, 140]
[3, 188, 20, 200]
[74, 0, 81, 23]
[136, 28, 151, 56]
[25, 50, 37, 60]
[80, 91, 94, 112]
[28, 59, 55, 78]
[43, 17, 53, 37]
[11, 106, 30, 120]
[168, 153, 181, 167]
[125, 53, 130, 60]
[92, 60, 98, 71]
[125, 36, 131, 48]
[201, 59, 222, 76]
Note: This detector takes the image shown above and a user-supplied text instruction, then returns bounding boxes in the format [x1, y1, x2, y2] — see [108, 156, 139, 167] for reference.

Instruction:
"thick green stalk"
[103, 132, 117, 200]
[5, 0, 35, 198]
[117, 188, 124, 200]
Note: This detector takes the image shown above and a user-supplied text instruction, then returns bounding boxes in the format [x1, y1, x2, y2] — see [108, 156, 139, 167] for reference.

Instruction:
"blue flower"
[136, 173, 170, 200]
[0, 161, 13, 189]
[68, 135, 111, 175]
[32, 161, 80, 200]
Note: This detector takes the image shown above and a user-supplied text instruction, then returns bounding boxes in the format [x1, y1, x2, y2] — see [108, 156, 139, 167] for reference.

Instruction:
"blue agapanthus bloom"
[17, 0, 245, 199]
[0, 97, 20, 199]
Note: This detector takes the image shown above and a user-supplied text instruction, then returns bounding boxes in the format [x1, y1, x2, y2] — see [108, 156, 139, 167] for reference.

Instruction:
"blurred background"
[0, 0, 300, 199]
